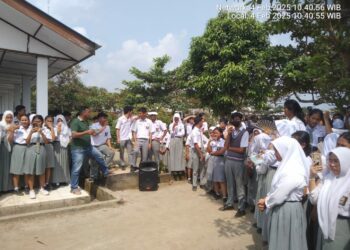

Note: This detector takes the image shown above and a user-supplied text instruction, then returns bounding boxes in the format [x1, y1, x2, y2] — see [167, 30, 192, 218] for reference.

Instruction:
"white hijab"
[54, 114, 71, 148]
[323, 133, 339, 157]
[169, 113, 183, 131]
[250, 132, 271, 154]
[0, 110, 14, 150]
[275, 119, 294, 137]
[317, 147, 350, 240]
[0, 110, 14, 129]
[270, 136, 310, 190]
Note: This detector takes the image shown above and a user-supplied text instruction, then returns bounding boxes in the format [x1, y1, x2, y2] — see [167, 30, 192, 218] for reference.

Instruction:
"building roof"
[0, 0, 101, 85]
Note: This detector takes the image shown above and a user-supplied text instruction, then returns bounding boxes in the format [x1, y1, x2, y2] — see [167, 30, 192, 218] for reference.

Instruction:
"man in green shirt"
[70, 107, 110, 195]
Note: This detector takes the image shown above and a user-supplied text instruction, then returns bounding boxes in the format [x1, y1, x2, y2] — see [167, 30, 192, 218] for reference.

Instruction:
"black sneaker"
[192, 186, 197, 191]
[234, 210, 246, 218]
[219, 204, 234, 211]
[213, 193, 222, 200]
[44, 184, 52, 191]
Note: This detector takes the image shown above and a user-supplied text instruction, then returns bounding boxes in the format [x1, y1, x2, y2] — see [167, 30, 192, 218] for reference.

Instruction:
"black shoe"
[199, 185, 205, 189]
[234, 210, 246, 218]
[14, 189, 24, 196]
[192, 186, 197, 191]
[219, 204, 234, 211]
[223, 197, 228, 204]
[44, 184, 52, 191]
[213, 193, 221, 200]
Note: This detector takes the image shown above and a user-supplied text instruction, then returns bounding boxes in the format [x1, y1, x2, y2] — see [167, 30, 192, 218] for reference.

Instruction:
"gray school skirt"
[212, 156, 225, 182]
[268, 201, 308, 250]
[23, 144, 47, 175]
[45, 143, 55, 168]
[52, 141, 70, 183]
[317, 216, 350, 250]
[0, 142, 13, 192]
[254, 174, 267, 229]
[10, 144, 27, 175]
[262, 166, 277, 242]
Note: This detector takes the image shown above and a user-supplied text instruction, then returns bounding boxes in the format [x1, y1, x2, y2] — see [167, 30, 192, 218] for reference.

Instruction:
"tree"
[181, 11, 279, 115]
[120, 55, 200, 112]
[246, 0, 350, 109]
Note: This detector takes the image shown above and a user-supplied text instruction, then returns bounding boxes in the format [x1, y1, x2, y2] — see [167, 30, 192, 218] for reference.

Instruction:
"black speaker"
[139, 161, 159, 191]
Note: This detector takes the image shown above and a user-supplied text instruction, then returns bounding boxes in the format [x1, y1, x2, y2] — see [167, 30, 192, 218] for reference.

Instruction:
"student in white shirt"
[309, 147, 350, 249]
[116, 106, 135, 171]
[52, 114, 71, 186]
[8, 115, 30, 195]
[306, 109, 332, 151]
[132, 107, 152, 170]
[91, 112, 115, 168]
[258, 136, 309, 250]
[190, 116, 205, 191]
[168, 113, 185, 179]
[0, 110, 15, 193]
[221, 111, 249, 217]
[207, 127, 227, 201]
[148, 112, 167, 169]
[43, 115, 56, 190]
[284, 99, 307, 132]
[24, 115, 50, 198]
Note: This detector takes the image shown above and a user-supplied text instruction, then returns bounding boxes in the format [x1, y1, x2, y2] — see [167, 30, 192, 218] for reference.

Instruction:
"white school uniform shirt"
[190, 127, 203, 149]
[306, 124, 326, 147]
[43, 126, 53, 141]
[26, 128, 46, 144]
[14, 126, 30, 144]
[169, 122, 185, 138]
[116, 115, 134, 141]
[151, 120, 166, 140]
[132, 118, 153, 139]
[90, 122, 111, 146]
[210, 138, 225, 153]
[290, 116, 307, 133]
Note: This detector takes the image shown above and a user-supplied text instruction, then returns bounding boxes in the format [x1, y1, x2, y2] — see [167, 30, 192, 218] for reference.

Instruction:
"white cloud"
[73, 26, 88, 37]
[81, 32, 187, 91]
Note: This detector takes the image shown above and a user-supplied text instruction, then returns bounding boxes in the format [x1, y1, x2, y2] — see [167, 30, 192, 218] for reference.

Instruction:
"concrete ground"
[0, 182, 262, 250]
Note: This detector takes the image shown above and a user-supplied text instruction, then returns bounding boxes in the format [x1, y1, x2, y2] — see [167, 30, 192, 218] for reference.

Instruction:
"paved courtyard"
[0, 182, 261, 250]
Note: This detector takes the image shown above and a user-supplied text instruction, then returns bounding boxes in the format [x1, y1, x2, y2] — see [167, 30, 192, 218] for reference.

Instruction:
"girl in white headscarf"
[249, 132, 272, 234]
[167, 113, 185, 179]
[258, 136, 309, 250]
[309, 147, 350, 249]
[0, 110, 15, 192]
[52, 114, 71, 186]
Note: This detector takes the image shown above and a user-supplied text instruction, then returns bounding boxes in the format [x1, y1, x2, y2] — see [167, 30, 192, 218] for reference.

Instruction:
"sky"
[27, 0, 294, 93]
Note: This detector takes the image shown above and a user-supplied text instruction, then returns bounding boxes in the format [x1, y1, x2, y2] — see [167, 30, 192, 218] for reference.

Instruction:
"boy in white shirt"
[116, 106, 135, 170]
[91, 112, 115, 168]
[131, 107, 152, 171]
[148, 112, 167, 168]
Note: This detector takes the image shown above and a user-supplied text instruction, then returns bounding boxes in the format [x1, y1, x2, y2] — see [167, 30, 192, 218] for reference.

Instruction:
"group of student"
[0, 105, 71, 199]
[115, 101, 350, 250]
[176, 100, 350, 250]
[1, 100, 350, 249]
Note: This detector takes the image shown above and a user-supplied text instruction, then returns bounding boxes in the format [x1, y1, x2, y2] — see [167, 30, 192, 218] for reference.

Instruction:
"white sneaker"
[29, 190, 36, 199]
[40, 188, 49, 196]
